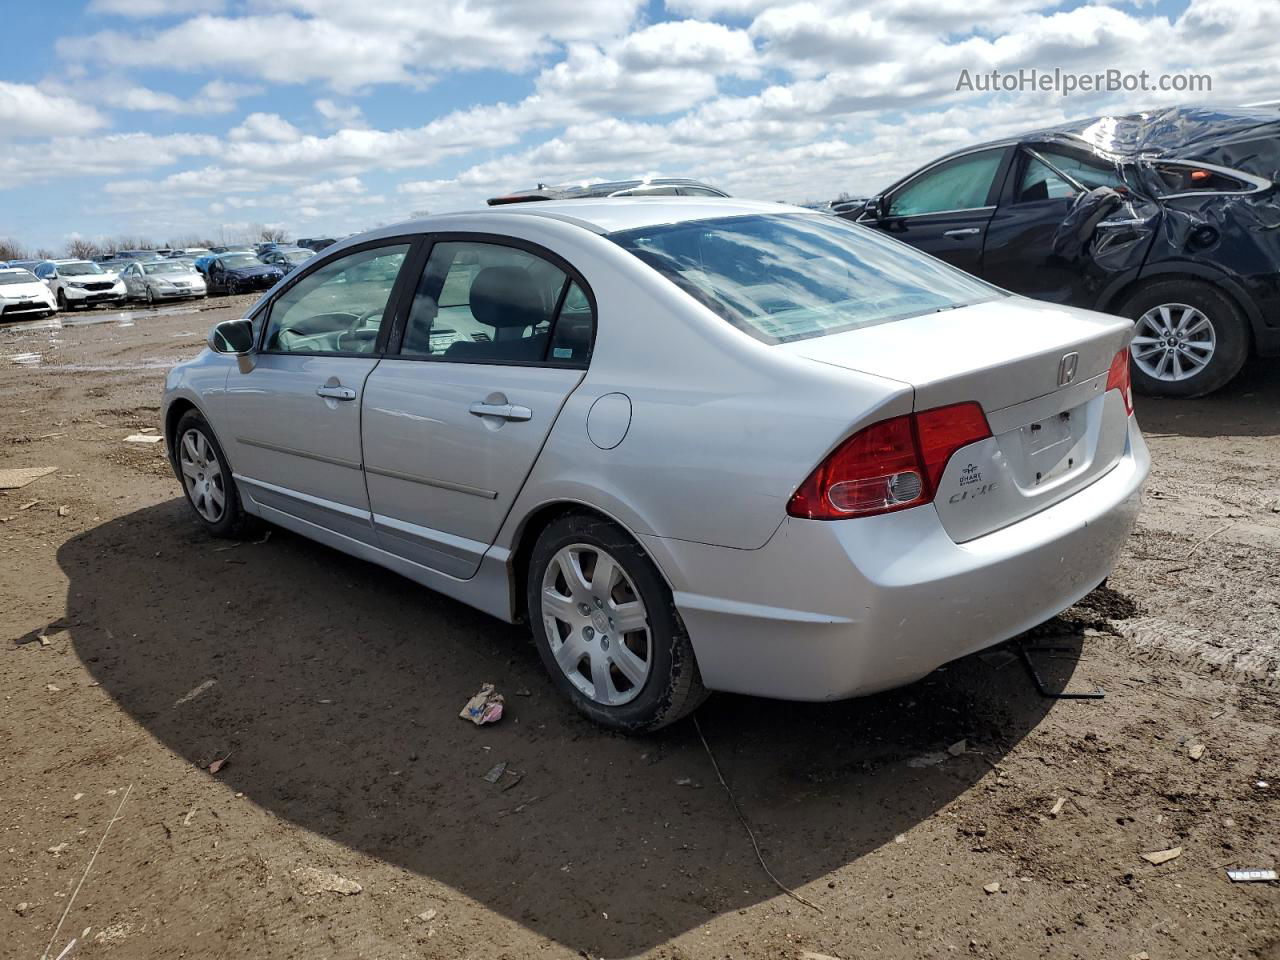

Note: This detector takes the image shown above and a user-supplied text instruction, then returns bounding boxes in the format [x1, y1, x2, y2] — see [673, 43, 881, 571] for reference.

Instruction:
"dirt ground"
[1, 300, 1278, 960]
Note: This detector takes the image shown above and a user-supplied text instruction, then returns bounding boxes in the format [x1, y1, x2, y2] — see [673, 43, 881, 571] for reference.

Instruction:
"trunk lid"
[779, 296, 1134, 542]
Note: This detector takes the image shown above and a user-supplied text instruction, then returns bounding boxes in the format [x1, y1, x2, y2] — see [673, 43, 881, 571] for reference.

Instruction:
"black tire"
[172, 409, 256, 538]
[56, 289, 67, 311]
[526, 513, 707, 732]
[1118, 279, 1249, 398]
[146, 286, 155, 306]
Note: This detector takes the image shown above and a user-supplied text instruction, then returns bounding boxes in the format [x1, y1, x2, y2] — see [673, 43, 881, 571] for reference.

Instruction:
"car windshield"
[221, 255, 261, 268]
[282, 250, 311, 263]
[610, 213, 1003, 344]
[0, 269, 39, 285]
[144, 262, 194, 275]
[59, 261, 105, 276]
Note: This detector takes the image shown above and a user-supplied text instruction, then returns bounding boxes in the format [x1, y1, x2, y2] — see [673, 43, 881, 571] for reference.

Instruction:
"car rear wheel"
[173, 409, 254, 538]
[56, 289, 68, 311]
[146, 286, 155, 306]
[526, 513, 707, 732]
[1119, 279, 1249, 398]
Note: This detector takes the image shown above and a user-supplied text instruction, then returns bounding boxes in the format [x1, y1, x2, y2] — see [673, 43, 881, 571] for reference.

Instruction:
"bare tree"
[34, 248, 56, 260]
[256, 224, 288, 243]
[65, 237, 102, 260]
[0, 238, 29, 261]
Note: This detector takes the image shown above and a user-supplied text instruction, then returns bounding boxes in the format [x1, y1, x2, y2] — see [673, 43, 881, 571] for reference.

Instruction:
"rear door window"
[398, 240, 592, 365]
[1016, 148, 1127, 202]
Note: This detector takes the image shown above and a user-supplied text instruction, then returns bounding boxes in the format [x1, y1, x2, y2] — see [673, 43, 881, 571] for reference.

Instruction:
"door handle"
[943, 228, 980, 238]
[316, 385, 356, 401]
[469, 401, 532, 422]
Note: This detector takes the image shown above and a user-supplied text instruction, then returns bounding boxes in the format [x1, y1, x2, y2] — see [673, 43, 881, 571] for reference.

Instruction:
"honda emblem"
[1058, 352, 1079, 387]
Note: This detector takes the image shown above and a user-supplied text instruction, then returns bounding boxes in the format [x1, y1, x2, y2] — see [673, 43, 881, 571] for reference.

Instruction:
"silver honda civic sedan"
[162, 199, 1149, 731]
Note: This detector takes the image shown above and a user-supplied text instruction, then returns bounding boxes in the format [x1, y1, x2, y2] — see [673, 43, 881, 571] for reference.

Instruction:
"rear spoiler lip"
[486, 193, 557, 206]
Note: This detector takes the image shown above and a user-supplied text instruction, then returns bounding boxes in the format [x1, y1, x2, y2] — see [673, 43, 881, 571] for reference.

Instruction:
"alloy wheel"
[1131, 303, 1216, 382]
[179, 428, 226, 523]
[540, 543, 652, 706]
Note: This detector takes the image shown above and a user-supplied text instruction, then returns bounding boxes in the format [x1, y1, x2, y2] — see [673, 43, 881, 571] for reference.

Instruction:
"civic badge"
[1058, 352, 1079, 387]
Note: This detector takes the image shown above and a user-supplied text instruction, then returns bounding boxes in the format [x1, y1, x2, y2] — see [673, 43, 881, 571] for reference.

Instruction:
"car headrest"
[469, 266, 548, 330]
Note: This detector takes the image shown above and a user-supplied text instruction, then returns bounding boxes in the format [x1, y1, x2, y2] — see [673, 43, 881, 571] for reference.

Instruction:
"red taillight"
[787, 402, 991, 520]
[1106, 348, 1133, 415]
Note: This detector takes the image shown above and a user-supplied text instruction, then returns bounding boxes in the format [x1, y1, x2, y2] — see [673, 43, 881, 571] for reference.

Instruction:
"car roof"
[388, 197, 807, 237]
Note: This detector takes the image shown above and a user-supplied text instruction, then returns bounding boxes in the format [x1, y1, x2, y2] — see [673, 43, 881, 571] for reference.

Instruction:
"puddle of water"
[2, 303, 203, 333]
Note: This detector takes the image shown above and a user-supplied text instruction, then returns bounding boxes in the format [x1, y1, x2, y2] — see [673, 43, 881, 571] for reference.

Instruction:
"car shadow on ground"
[1135, 357, 1280, 439]
[58, 500, 1081, 957]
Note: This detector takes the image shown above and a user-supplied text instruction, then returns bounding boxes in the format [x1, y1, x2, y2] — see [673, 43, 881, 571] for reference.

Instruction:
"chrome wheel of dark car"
[1131, 303, 1215, 383]
[1120, 279, 1249, 399]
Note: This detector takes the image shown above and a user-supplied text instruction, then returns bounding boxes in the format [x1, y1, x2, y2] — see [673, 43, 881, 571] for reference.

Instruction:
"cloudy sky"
[1, 0, 1275, 250]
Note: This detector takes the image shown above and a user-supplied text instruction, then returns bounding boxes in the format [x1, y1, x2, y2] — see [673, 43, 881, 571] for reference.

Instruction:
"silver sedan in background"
[121, 259, 208, 304]
[162, 199, 1148, 731]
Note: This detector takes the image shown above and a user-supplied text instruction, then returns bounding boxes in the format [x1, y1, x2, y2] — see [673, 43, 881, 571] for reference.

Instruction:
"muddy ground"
[1, 300, 1277, 960]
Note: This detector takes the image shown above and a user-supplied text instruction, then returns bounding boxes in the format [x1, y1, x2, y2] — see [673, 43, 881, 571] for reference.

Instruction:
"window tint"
[262, 244, 408, 354]
[1017, 148, 1126, 202]
[400, 241, 590, 364]
[889, 150, 1003, 217]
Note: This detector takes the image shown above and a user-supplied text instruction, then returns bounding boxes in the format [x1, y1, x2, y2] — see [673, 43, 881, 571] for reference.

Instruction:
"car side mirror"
[864, 195, 888, 221]
[208, 318, 257, 372]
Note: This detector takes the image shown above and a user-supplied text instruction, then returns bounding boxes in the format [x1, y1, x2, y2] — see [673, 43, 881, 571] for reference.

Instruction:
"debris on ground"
[1188, 742, 1206, 761]
[906, 751, 949, 768]
[15, 902, 30, 916]
[1226, 868, 1277, 883]
[982, 882, 1001, 894]
[800, 952, 843, 960]
[46, 684, 61, 692]
[173, 679, 216, 707]
[207, 754, 230, 775]
[481, 761, 507, 784]
[1049, 797, 1067, 817]
[947, 739, 967, 756]
[458, 683, 504, 725]
[123, 434, 164, 444]
[1141, 847, 1183, 866]
[47, 843, 68, 854]
[57, 505, 70, 517]
[416, 908, 438, 922]
[292, 867, 362, 896]
[0, 466, 57, 490]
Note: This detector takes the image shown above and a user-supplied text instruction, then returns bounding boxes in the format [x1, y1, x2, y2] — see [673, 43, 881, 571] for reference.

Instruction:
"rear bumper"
[646, 419, 1149, 701]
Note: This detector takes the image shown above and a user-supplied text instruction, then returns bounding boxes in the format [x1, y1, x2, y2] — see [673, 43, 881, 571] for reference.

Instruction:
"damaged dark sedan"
[846, 105, 1280, 397]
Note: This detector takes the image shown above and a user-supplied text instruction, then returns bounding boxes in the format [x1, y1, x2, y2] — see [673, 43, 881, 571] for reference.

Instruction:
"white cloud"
[314, 99, 367, 130]
[0, 82, 106, 139]
[94, 78, 260, 115]
[62, 1, 647, 92]
[228, 113, 303, 143]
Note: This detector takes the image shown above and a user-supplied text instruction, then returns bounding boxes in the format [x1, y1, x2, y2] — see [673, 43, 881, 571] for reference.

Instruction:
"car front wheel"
[1120, 279, 1249, 398]
[526, 512, 707, 732]
[173, 409, 254, 538]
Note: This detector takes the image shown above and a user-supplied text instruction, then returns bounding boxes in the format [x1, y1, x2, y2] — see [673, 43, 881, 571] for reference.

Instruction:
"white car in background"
[0, 267, 58, 320]
[34, 259, 127, 310]
[119, 259, 208, 304]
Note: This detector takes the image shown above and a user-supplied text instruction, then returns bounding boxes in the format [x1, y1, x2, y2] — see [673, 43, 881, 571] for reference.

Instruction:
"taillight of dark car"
[787, 402, 992, 520]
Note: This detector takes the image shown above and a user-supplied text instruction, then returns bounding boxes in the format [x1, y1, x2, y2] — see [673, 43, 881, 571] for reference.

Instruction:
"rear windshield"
[611, 213, 1002, 344]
